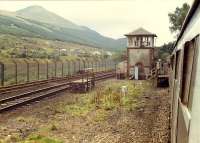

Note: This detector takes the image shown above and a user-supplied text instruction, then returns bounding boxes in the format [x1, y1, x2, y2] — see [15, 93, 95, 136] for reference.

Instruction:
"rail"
[0, 70, 115, 113]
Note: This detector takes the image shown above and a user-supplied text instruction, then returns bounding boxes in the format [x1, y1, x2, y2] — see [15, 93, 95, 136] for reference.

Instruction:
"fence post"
[83, 60, 86, 69]
[94, 61, 96, 72]
[12, 60, 18, 84]
[0, 62, 4, 86]
[34, 59, 40, 80]
[46, 60, 49, 79]
[98, 60, 100, 72]
[111, 60, 113, 70]
[111, 60, 112, 70]
[73, 61, 76, 75]
[67, 60, 70, 76]
[113, 60, 115, 71]
[80, 59, 83, 72]
[99, 59, 102, 71]
[86, 59, 89, 69]
[88, 60, 90, 69]
[108, 60, 111, 71]
[92, 61, 94, 72]
[102, 59, 104, 71]
[90, 60, 92, 69]
[110, 60, 112, 70]
[95, 61, 97, 72]
[107, 59, 108, 71]
[114, 61, 117, 71]
[61, 61, 64, 77]
[24, 59, 29, 82]
[95, 61, 98, 72]
[84, 60, 87, 69]
[97, 60, 100, 72]
[78, 59, 81, 72]
[101, 60, 103, 71]
[37, 60, 40, 80]
[104, 59, 107, 71]
[85, 59, 87, 69]
[55, 60, 57, 77]
[108, 60, 110, 71]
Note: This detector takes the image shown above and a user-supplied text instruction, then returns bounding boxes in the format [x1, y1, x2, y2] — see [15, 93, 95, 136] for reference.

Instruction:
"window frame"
[175, 50, 182, 80]
[188, 36, 200, 110]
[181, 41, 195, 105]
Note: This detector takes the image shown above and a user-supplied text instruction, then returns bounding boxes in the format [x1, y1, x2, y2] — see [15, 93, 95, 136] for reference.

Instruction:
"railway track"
[0, 71, 115, 113]
[0, 70, 114, 95]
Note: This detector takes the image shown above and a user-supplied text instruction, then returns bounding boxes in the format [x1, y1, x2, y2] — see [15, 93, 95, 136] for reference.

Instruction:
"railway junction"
[0, 29, 171, 143]
[0, 79, 170, 143]
[2, 1, 200, 142]
[0, 55, 171, 143]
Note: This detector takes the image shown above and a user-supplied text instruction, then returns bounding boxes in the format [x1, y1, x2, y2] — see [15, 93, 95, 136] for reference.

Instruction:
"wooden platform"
[70, 77, 95, 93]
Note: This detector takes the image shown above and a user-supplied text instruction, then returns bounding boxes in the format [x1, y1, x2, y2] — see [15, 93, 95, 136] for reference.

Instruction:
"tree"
[168, 3, 190, 34]
[157, 41, 175, 60]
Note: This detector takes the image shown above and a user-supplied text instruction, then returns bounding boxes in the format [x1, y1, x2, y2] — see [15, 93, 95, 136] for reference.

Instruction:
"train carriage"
[170, 0, 200, 143]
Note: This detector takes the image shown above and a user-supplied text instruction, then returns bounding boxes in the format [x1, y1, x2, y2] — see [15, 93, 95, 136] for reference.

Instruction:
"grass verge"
[60, 80, 148, 121]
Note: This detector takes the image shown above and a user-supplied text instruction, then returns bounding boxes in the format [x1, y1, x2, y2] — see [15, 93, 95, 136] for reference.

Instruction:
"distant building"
[92, 51, 101, 56]
[125, 27, 157, 80]
[106, 51, 112, 56]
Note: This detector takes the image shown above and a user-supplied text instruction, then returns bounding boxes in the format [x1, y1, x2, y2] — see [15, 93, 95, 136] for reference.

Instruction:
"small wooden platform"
[70, 77, 95, 93]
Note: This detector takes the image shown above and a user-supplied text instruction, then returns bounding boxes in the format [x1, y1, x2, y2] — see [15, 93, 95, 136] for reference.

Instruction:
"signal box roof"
[125, 27, 157, 37]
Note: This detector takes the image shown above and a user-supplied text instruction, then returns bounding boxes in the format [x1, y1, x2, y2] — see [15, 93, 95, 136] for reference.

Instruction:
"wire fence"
[0, 58, 116, 87]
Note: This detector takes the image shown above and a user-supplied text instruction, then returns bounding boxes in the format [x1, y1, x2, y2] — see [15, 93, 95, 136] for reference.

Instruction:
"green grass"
[93, 109, 109, 122]
[0, 80, 149, 143]
[0, 134, 63, 143]
[60, 80, 148, 121]
[91, 80, 147, 111]
[58, 94, 95, 117]
[63, 104, 93, 117]
[22, 135, 63, 143]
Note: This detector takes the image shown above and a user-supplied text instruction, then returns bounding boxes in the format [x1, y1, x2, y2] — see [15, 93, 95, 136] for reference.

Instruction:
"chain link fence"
[0, 58, 116, 87]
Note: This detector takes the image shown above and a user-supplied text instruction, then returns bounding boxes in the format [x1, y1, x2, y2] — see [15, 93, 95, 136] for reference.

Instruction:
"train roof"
[173, 0, 200, 53]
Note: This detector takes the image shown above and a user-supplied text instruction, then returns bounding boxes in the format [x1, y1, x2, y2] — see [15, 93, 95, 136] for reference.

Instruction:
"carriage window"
[181, 42, 195, 105]
[175, 50, 181, 79]
[171, 55, 175, 70]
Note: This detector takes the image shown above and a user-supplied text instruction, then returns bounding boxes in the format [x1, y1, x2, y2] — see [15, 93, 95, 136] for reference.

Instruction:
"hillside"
[16, 6, 83, 30]
[0, 34, 108, 60]
[0, 6, 126, 51]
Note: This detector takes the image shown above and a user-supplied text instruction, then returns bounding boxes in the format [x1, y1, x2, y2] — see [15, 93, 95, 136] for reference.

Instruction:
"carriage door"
[187, 36, 200, 143]
[176, 38, 199, 143]
[171, 50, 182, 143]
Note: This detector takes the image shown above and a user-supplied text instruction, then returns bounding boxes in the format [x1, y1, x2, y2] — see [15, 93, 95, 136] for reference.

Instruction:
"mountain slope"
[0, 6, 126, 51]
[16, 5, 83, 30]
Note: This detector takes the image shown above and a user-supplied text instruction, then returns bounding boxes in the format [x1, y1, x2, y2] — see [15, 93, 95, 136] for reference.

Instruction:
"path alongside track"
[0, 80, 170, 143]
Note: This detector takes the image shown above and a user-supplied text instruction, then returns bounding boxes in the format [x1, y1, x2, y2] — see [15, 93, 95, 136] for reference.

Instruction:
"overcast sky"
[0, 0, 193, 46]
